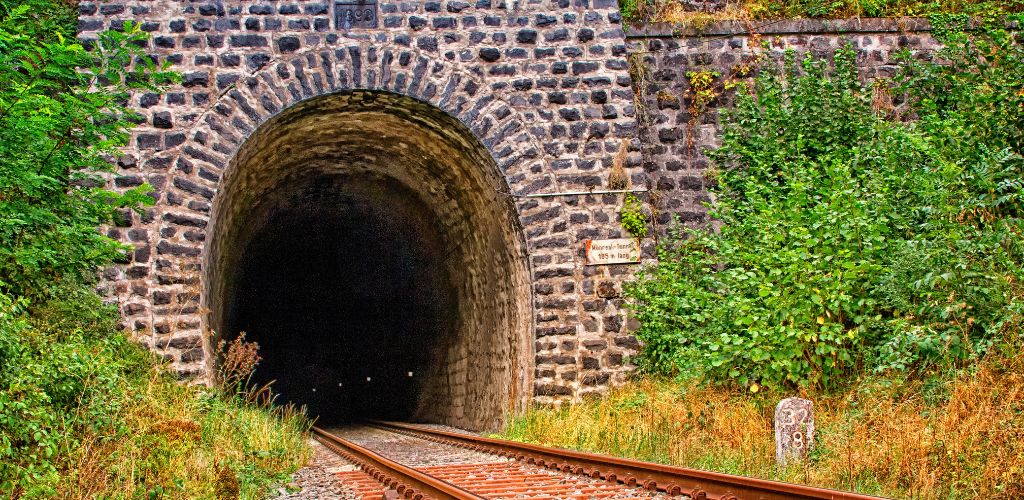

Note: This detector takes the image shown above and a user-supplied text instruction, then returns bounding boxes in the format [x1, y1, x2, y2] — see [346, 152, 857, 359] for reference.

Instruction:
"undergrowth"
[626, 20, 1024, 390]
[1, 287, 311, 499]
[0, 1, 311, 497]
[502, 338, 1024, 497]
[509, 10, 1024, 499]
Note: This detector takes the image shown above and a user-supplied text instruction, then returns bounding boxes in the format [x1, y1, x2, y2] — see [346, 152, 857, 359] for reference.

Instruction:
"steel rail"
[368, 421, 887, 500]
[311, 426, 485, 500]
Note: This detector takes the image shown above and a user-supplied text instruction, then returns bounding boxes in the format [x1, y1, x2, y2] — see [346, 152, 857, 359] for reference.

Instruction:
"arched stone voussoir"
[184, 43, 554, 188]
[150, 45, 577, 263]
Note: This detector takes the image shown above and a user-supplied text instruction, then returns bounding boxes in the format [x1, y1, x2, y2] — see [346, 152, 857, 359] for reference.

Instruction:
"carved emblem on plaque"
[335, 0, 377, 29]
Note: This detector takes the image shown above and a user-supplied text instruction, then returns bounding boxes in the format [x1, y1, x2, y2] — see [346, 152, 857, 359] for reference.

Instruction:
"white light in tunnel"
[312, 388, 316, 392]
[408, 371, 414, 377]
[366, 377, 371, 382]
[338, 382, 343, 387]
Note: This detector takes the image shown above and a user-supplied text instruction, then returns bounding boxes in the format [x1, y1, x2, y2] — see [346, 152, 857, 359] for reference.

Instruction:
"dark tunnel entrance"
[224, 176, 456, 423]
[204, 90, 533, 431]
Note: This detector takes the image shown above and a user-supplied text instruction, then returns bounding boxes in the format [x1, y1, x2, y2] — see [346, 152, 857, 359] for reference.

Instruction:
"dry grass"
[218, 332, 263, 389]
[55, 369, 311, 499]
[502, 339, 1024, 498]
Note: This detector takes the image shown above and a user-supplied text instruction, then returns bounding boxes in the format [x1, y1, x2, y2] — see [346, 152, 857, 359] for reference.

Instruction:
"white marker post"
[775, 397, 814, 465]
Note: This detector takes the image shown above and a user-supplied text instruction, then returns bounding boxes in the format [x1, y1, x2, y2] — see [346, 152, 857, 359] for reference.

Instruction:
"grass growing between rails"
[1, 289, 311, 499]
[502, 342, 1024, 498]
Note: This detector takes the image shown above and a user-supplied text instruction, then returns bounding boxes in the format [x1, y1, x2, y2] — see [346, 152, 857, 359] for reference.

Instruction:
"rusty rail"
[368, 421, 887, 500]
[311, 426, 484, 500]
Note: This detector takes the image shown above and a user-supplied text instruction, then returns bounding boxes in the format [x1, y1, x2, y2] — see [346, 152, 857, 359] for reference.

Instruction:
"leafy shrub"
[626, 30, 1024, 389]
[0, 0, 175, 300]
[1, 289, 310, 498]
[1, 287, 141, 495]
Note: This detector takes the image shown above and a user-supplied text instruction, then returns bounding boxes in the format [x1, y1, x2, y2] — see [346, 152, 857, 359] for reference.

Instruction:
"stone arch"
[150, 44, 570, 430]
[98, 0, 646, 418]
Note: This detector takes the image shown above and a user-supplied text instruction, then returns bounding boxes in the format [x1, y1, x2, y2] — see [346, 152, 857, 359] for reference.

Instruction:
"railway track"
[311, 422, 884, 500]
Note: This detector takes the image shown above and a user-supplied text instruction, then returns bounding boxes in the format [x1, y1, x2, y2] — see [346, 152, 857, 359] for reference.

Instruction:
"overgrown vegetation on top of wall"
[0, 1, 309, 497]
[618, 0, 1024, 24]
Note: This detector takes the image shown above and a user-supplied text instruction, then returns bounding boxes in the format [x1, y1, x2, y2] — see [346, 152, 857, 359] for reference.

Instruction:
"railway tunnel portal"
[86, 1, 643, 432]
[208, 91, 532, 430]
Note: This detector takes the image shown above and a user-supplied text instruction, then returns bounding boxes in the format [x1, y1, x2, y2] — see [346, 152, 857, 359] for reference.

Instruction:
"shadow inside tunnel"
[222, 175, 456, 425]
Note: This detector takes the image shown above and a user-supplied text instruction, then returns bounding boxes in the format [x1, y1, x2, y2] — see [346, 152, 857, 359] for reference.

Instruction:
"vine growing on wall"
[684, 69, 721, 154]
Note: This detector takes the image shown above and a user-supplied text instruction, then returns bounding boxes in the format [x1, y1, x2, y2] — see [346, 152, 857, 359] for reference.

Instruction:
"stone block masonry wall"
[626, 18, 942, 230]
[79, 0, 648, 425]
[80, 0, 950, 424]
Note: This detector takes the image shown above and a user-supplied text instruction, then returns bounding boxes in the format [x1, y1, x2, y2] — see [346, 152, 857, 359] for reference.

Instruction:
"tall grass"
[502, 336, 1024, 498]
[0, 288, 311, 499]
[57, 369, 311, 499]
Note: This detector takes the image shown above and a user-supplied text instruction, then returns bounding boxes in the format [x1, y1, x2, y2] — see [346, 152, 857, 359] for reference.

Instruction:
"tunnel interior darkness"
[226, 176, 456, 423]
[205, 90, 533, 431]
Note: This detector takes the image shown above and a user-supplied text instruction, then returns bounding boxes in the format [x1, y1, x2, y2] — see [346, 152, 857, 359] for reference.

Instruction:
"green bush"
[0, 0, 176, 300]
[0, 4, 174, 490]
[1, 287, 139, 495]
[1, 288, 311, 498]
[626, 25, 1024, 390]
